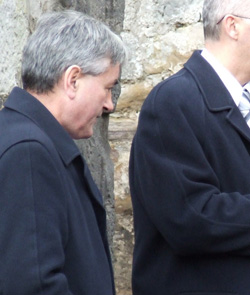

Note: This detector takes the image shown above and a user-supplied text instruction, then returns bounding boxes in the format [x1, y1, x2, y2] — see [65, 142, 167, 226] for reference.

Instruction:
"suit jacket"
[0, 87, 115, 295]
[129, 50, 250, 295]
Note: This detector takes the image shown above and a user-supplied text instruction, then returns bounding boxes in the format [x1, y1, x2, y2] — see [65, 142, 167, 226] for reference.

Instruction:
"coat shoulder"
[141, 67, 204, 120]
[0, 108, 54, 157]
[145, 68, 200, 112]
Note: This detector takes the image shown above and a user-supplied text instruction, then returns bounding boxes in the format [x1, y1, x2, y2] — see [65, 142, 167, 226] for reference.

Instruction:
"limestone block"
[121, 0, 204, 84]
[116, 80, 154, 113]
[161, 0, 203, 25]
[0, 0, 29, 96]
[109, 119, 137, 295]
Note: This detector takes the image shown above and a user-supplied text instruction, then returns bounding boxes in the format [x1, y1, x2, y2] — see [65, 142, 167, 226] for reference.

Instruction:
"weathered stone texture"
[0, 0, 29, 97]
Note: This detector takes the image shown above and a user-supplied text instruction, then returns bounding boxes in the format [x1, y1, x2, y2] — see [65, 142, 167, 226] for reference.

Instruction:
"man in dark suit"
[0, 10, 127, 295]
[129, 0, 250, 294]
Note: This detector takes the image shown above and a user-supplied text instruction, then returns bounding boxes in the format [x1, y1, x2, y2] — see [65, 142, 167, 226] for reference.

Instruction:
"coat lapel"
[80, 156, 108, 246]
[185, 50, 250, 143]
[226, 107, 250, 142]
[81, 156, 105, 208]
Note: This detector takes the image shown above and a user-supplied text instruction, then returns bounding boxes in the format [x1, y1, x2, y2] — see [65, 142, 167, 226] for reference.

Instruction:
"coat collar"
[184, 50, 250, 142]
[184, 50, 235, 111]
[4, 87, 81, 166]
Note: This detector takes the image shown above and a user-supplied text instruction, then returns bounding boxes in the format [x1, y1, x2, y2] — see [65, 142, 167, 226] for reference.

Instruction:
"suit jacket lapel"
[184, 50, 250, 142]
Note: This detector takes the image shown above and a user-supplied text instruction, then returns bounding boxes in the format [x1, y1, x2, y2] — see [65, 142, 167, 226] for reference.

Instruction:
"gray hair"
[21, 10, 127, 93]
[203, 0, 250, 40]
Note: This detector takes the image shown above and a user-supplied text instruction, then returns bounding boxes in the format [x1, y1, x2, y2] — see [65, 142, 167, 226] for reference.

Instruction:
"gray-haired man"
[0, 10, 127, 295]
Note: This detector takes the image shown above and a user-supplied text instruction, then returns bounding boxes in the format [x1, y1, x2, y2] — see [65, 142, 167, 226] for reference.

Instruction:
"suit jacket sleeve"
[0, 140, 73, 295]
[130, 77, 250, 256]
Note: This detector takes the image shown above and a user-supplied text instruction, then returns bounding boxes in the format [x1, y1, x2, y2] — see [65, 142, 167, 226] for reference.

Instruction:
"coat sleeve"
[0, 140, 74, 295]
[130, 80, 250, 256]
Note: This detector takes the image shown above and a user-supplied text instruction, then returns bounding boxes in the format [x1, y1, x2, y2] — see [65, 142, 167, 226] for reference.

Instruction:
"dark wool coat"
[129, 50, 250, 295]
[0, 87, 115, 295]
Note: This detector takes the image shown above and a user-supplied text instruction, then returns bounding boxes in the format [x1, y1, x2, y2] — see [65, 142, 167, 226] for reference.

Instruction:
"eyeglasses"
[217, 14, 250, 25]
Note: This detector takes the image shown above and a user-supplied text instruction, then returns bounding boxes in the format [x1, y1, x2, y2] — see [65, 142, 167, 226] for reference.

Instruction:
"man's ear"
[224, 15, 240, 40]
[63, 65, 82, 99]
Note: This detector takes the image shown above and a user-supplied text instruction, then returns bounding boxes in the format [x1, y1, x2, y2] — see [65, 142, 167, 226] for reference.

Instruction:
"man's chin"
[71, 129, 93, 140]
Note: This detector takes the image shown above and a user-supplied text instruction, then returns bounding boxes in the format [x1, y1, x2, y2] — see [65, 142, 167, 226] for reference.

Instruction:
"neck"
[27, 88, 63, 122]
[205, 41, 249, 86]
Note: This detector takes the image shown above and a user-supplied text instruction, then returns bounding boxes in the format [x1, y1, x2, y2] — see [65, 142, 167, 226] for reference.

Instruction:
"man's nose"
[103, 93, 114, 113]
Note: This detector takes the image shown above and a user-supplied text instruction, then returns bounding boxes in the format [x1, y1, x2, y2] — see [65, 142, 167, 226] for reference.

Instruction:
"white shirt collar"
[244, 81, 250, 93]
[201, 48, 243, 107]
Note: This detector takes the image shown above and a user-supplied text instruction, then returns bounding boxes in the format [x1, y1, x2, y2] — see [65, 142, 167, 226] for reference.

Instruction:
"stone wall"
[0, 0, 205, 294]
[110, 0, 204, 293]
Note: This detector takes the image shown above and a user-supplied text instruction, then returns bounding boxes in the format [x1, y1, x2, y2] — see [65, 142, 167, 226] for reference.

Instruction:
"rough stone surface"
[0, 0, 29, 97]
[109, 119, 137, 294]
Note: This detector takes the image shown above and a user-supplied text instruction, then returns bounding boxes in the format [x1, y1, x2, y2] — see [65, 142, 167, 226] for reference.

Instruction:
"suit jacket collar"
[4, 87, 81, 166]
[184, 50, 250, 141]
